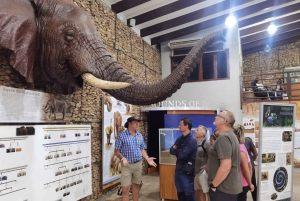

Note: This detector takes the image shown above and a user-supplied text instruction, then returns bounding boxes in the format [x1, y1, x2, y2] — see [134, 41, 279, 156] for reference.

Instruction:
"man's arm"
[177, 138, 197, 159]
[114, 149, 123, 160]
[211, 158, 231, 187]
[141, 150, 157, 167]
[114, 149, 129, 166]
[170, 138, 181, 155]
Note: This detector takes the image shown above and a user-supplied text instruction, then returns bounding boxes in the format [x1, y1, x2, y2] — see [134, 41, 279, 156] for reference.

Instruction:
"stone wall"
[0, 0, 162, 200]
[242, 41, 300, 87]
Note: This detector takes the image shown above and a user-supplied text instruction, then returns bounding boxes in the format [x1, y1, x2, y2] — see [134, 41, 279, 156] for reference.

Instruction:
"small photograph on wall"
[262, 153, 276, 163]
[282, 131, 292, 142]
[271, 193, 278, 200]
[286, 152, 292, 165]
[261, 171, 269, 181]
[262, 105, 294, 127]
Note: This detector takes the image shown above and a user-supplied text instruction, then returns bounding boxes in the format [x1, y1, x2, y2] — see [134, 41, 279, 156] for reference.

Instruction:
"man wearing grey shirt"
[208, 110, 242, 201]
[194, 125, 210, 201]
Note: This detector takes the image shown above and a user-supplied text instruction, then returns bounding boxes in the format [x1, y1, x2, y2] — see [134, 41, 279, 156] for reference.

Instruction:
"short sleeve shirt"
[207, 130, 242, 195]
[195, 140, 210, 174]
[115, 129, 146, 163]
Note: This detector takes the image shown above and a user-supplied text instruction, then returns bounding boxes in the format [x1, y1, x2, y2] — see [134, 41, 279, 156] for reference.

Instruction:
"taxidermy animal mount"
[0, 0, 226, 105]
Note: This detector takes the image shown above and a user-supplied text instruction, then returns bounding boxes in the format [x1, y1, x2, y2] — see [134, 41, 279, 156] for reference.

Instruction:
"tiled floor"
[102, 168, 300, 201]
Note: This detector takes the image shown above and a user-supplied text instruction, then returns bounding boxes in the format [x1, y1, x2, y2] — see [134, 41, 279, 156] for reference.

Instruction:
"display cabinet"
[159, 129, 196, 201]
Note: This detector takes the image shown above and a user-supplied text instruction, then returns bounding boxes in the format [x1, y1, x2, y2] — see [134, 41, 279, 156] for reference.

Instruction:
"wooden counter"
[160, 164, 178, 200]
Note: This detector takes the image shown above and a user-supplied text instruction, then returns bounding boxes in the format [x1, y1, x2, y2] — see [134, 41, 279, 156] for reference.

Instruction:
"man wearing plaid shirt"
[115, 116, 156, 201]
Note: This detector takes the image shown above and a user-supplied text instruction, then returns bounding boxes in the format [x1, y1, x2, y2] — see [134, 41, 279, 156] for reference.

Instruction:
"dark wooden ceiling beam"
[150, 0, 294, 45]
[112, 0, 150, 13]
[241, 20, 300, 44]
[242, 28, 300, 51]
[242, 35, 300, 55]
[127, 0, 206, 26]
[239, 3, 300, 28]
[240, 11, 300, 36]
[141, 0, 252, 37]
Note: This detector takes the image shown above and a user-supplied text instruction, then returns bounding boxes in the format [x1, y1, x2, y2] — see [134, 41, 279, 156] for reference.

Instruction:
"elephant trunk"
[96, 30, 225, 105]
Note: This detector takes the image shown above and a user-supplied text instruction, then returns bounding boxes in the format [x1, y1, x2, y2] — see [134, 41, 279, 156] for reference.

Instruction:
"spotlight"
[268, 24, 277, 35]
[225, 15, 237, 28]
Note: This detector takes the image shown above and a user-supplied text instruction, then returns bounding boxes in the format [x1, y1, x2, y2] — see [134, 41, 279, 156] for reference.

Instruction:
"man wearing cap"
[115, 116, 156, 201]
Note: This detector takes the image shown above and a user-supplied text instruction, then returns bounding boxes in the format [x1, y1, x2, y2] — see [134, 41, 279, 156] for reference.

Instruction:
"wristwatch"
[209, 183, 218, 188]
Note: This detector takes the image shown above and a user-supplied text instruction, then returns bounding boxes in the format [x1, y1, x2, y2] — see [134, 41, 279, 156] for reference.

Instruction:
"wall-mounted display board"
[242, 101, 300, 168]
[0, 125, 92, 201]
[258, 103, 295, 201]
[102, 94, 132, 189]
[0, 86, 71, 122]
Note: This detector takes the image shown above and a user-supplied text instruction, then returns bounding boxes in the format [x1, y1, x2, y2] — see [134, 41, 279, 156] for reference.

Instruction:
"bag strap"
[198, 139, 207, 157]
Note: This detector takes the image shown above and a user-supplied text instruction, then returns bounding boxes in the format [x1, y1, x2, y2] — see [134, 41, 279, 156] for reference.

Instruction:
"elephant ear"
[0, 0, 37, 83]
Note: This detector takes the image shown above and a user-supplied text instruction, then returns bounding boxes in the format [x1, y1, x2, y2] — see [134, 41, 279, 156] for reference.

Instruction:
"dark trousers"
[209, 188, 237, 201]
[237, 186, 249, 201]
[251, 168, 258, 201]
[175, 173, 196, 201]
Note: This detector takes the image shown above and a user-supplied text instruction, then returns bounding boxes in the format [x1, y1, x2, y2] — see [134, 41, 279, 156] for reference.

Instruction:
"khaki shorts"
[121, 160, 142, 186]
[194, 172, 203, 190]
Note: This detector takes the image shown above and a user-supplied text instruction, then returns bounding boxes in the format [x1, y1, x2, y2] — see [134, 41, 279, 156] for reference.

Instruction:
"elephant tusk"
[81, 73, 131, 89]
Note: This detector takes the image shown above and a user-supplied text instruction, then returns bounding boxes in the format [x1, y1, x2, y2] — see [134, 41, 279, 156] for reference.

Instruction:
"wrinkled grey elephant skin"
[0, 0, 226, 105]
[44, 98, 68, 120]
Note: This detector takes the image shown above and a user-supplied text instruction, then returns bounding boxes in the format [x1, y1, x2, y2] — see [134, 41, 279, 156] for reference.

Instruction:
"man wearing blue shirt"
[170, 117, 198, 201]
[115, 116, 156, 201]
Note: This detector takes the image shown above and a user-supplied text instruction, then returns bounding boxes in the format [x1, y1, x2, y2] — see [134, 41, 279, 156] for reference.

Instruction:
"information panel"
[0, 125, 92, 201]
[102, 94, 132, 188]
[258, 103, 295, 201]
[0, 86, 71, 123]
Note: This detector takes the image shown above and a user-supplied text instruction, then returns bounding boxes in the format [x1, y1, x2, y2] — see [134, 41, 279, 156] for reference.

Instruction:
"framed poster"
[258, 103, 295, 201]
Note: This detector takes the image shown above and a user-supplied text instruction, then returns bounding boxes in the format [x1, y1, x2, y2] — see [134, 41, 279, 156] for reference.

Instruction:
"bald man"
[208, 110, 242, 201]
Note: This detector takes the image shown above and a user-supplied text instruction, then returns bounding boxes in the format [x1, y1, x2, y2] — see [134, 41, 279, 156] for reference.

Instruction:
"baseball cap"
[124, 116, 141, 128]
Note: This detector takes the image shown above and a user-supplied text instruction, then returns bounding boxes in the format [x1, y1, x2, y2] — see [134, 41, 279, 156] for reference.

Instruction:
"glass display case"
[159, 129, 195, 165]
[159, 128, 212, 165]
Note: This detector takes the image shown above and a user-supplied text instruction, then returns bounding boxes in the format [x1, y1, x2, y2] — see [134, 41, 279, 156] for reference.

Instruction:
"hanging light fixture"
[268, 24, 277, 35]
[225, 15, 237, 27]
[225, 0, 237, 28]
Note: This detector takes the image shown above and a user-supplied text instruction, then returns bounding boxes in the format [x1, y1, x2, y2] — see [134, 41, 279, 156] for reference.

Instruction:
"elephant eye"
[65, 31, 74, 42]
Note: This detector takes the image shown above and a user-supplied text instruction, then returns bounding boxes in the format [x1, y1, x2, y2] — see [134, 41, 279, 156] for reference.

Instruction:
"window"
[171, 49, 229, 82]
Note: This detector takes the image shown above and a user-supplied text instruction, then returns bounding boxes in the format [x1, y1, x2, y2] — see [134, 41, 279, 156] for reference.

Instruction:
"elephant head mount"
[0, 0, 226, 105]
